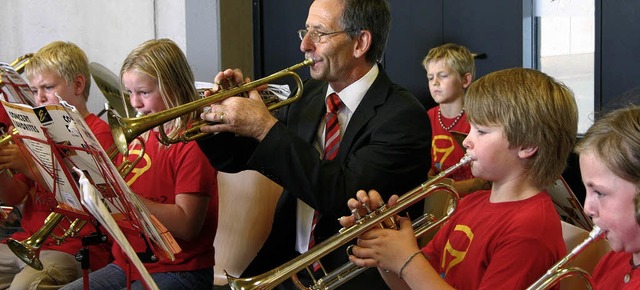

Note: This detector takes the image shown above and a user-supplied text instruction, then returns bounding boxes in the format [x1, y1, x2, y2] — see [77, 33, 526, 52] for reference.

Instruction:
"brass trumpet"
[109, 59, 314, 155]
[106, 137, 146, 179]
[1, 53, 33, 89]
[0, 128, 18, 177]
[7, 211, 87, 270]
[0, 129, 14, 145]
[526, 226, 605, 290]
[227, 155, 473, 290]
[8, 53, 33, 74]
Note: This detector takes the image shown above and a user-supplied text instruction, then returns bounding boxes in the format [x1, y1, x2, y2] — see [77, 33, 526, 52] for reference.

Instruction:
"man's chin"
[309, 67, 326, 80]
[309, 71, 322, 80]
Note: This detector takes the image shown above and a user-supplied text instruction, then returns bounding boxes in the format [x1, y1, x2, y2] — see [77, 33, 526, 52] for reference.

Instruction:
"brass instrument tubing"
[0, 128, 18, 177]
[227, 155, 473, 290]
[526, 226, 605, 290]
[109, 59, 314, 154]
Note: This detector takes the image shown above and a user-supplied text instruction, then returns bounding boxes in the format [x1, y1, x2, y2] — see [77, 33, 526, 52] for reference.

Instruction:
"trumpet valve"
[351, 208, 361, 220]
[362, 203, 372, 214]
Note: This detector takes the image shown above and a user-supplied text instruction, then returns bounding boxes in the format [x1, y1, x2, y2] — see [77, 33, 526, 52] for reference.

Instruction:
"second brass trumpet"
[227, 155, 473, 290]
[109, 59, 314, 155]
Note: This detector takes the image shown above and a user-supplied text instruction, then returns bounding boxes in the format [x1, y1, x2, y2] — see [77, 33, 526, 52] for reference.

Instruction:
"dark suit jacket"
[198, 67, 431, 289]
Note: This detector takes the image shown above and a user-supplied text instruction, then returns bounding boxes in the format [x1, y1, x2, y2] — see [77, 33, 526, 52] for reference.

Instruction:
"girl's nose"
[129, 94, 143, 108]
[583, 196, 597, 218]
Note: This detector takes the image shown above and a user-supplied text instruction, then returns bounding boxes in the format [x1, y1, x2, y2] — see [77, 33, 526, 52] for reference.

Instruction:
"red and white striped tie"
[323, 93, 343, 160]
[309, 93, 343, 271]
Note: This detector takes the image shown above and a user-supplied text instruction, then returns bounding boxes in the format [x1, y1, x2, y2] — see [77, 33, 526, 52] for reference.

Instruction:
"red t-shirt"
[423, 190, 566, 289]
[3, 113, 114, 270]
[592, 251, 640, 289]
[84, 113, 115, 150]
[0, 105, 10, 131]
[113, 130, 218, 279]
[427, 106, 472, 180]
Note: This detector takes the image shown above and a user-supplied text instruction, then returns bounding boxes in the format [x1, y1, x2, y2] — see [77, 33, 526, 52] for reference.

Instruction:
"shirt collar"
[325, 64, 379, 112]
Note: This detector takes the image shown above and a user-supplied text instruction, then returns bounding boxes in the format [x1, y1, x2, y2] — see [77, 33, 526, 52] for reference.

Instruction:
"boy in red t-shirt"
[342, 68, 578, 289]
[0, 41, 114, 289]
[423, 43, 488, 196]
[576, 106, 640, 289]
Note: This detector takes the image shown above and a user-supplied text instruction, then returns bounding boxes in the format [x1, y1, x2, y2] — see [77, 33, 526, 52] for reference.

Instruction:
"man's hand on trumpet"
[199, 68, 276, 141]
[339, 190, 426, 282]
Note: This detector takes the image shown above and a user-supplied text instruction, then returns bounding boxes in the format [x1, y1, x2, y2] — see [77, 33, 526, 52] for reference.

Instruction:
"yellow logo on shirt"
[124, 148, 151, 186]
[432, 134, 455, 170]
[442, 224, 474, 275]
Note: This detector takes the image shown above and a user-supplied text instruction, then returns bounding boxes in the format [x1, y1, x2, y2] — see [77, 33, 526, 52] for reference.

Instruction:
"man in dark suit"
[198, 0, 431, 289]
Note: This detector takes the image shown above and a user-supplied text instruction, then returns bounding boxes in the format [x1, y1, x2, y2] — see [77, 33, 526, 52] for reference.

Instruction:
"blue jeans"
[60, 263, 212, 290]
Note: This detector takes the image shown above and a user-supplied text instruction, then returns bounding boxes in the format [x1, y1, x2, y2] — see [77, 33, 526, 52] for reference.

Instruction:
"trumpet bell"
[6, 238, 43, 270]
[5, 211, 65, 271]
[108, 109, 132, 157]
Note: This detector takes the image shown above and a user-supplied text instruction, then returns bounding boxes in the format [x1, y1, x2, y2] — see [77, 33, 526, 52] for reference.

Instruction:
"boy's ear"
[462, 73, 473, 89]
[518, 145, 538, 158]
[73, 74, 86, 96]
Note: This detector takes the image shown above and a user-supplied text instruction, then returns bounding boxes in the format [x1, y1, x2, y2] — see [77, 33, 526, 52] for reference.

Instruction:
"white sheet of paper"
[74, 167, 159, 290]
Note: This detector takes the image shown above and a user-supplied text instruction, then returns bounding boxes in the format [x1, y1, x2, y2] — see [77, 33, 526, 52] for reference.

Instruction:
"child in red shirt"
[423, 43, 487, 196]
[0, 41, 113, 289]
[342, 68, 578, 289]
[61, 38, 218, 290]
[576, 105, 640, 289]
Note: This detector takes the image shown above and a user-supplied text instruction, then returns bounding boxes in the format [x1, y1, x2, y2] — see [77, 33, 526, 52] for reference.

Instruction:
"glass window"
[525, 0, 595, 134]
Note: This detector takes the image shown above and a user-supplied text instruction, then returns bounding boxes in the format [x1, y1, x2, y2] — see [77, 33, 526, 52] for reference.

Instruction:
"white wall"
[0, 0, 220, 118]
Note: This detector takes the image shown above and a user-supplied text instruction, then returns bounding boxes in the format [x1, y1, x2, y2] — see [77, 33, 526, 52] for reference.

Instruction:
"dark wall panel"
[384, 0, 442, 109]
[254, 0, 311, 81]
[598, 0, 640, 111]
[443, 0, 523, 79]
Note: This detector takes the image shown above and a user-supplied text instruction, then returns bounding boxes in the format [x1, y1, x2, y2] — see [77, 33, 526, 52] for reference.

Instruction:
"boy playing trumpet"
[341, 68, 578, 289]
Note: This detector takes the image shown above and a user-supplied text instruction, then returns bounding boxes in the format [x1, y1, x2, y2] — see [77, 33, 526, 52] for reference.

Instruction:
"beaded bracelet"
[399, 250, 423, 280]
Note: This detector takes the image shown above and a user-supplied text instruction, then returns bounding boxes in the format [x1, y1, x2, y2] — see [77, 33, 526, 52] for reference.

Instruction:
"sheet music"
[75, 168, 159, 290]
[0, 100, 181, 260]
[0, 100, 120, 213]
[0, 63, 35, 105]
[1, 97, 179, 261]
[1, 101, 77, 208]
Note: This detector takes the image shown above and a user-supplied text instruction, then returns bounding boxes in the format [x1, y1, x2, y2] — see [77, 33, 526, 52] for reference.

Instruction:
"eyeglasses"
[297, 29, 352, 43]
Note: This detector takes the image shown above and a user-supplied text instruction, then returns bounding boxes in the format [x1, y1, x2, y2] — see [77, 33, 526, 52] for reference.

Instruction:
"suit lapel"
[297, 84, 327, 143]
[337, 69, 391, 161]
